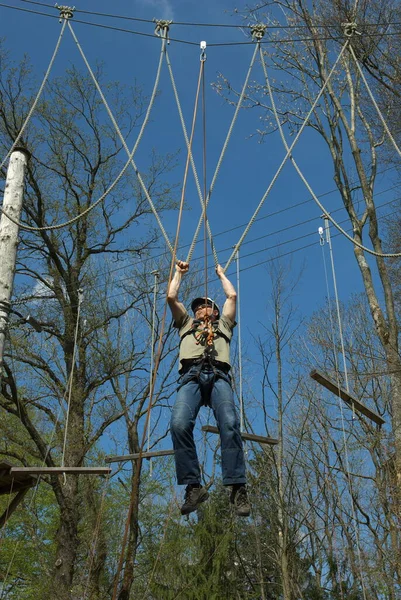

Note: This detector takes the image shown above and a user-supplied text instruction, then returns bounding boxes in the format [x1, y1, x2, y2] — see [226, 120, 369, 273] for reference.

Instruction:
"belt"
[181, 357, 230, 374]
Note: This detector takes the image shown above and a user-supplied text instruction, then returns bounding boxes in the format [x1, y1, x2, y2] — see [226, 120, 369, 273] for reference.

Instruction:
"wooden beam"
[310, 369, 385, 427]
[9, 467, 112, 475]
[202, 425, 278, 446]
[105, 449, 175, 463]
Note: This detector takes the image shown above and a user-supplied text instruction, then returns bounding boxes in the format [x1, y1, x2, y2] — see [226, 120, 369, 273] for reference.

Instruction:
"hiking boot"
[230, 485, 251, 517]
[181, 484, 209, 515]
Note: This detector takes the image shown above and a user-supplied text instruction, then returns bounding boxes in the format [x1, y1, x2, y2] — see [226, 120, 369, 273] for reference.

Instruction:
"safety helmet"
[191, 297, 220, 317]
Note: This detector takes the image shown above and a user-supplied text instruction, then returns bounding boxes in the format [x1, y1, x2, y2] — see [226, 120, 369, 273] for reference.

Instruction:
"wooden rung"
[201, 425, 278, 446]
[310, 368, 386, 427]
[9, 467, 112, 475]
[105, 449, 175, 463]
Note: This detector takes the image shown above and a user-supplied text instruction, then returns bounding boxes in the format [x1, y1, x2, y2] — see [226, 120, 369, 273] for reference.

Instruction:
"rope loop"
[55, 4, 75, 21]
[250, 23, 267, 41]
[154, 18, 173, 41]
[342, 22, 361, 38]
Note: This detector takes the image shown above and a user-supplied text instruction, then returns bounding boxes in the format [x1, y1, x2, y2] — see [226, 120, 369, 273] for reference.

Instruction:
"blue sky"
[0, 0, 397, 391]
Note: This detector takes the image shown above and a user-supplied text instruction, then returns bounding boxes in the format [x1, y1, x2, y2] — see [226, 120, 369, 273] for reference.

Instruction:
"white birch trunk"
[0, 149, 28, 366]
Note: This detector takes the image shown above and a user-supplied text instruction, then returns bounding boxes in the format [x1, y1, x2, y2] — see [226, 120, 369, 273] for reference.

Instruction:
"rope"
[224, 40, 350, 272]
[187, 41, 260, 264]
[67, 22, 174, 253]
[202, 56, 210, 302]
[0, 23, 173, 242]
[164, 47, 217, 265]
[111, 57, 203, 600]
[61, 288, 83, 472]
[235, 249, 244, 432]
[324, 219, 351, 396]
[147, 270, 159, 476]
[257, 44, 401, 260]
[0, 19, 67, 171]
[349, 44, 401, 161]
[319, 224, 368, 600]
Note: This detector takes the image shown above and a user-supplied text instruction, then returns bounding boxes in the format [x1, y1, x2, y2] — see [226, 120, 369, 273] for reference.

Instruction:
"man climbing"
[167, 259, 250, 517]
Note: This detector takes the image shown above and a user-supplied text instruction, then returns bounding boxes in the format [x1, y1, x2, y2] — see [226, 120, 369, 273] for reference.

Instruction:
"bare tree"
[0, 48, 179, 599]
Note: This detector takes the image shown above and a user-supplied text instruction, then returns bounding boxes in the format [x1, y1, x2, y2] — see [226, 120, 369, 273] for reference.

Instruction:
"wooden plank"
[201, 425, 278, 446]
[105, 449, 175, 463]
[10, 467, 112, 475]
[310, 369, 386, 427]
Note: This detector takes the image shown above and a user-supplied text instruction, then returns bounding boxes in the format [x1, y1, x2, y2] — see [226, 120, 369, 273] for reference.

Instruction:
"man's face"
[194, 304, 218, 321]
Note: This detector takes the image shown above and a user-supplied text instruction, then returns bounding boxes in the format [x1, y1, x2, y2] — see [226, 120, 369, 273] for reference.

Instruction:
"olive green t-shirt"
[175, 311, 236, 373]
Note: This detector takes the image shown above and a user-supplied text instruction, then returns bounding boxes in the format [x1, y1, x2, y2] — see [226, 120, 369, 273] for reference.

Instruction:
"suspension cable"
[66, 21, 173, 250]
[111, 54, 204, 600]
[1, 22, 173, 243]
[319, 223, 368, 600]
[235, 249, 244, 432]
[187, 39, 261, 264]
[61, 288, 83, 472]
[256, 43, 401, 260]
[164, 46, 217, 265]
[224, 39, 350, 272]
[146, 270, 159, 477]
[0, 19, 67, 171]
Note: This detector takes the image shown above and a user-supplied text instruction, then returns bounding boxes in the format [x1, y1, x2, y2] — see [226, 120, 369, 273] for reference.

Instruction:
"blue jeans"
[170, 365, 246, 486]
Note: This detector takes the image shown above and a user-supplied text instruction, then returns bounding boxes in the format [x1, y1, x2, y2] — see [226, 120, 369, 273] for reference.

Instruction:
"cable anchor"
[55, 4, 75, 22]
[342, 22, 361, 38]
[250, 23, 267, 41]
[200, 40, 207, 62]
[154, 19, 173, 43]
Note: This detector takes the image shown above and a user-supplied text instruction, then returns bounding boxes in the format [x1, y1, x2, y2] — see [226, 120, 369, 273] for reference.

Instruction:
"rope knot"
[250, 24, 267, 41]
[154, 19, 173, 41]
[342, 22, 361, 38]
[55, 4, 75, 22]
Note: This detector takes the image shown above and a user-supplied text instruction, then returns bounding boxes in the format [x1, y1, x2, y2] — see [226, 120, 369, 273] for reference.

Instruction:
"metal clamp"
[342, 22, 361, 38]
[154, 19, 173, 43]
[55, 4, 75, 22]
[200, 40, 207, 62]
[250, 23, 267, 41]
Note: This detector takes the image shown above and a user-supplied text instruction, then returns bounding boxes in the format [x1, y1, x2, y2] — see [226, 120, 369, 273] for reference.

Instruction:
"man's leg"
[170, 376, 203, 484]
[211, 374, 250, 516]
[170, 375, 209, 514]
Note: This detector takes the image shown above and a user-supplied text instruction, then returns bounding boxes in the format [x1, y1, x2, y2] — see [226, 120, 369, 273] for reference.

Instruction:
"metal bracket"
[200, 40, 207, 62]
[154, 19, 173, 43]
[342, 22, 361, 38]
[250, 23, 267, 41]
[55, 4, 75, 22]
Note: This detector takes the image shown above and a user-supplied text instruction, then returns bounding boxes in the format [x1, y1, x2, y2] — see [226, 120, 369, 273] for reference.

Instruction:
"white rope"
[0, 19, 67, 171]
[186, 41, 261, 265]
[324, 220, 351, 396]
[224, 40, 350, 272]
[257, 44, 401, 260]
[319, 223, 368, 600]
[235, 249, 244, 432]
[164, 47, 217, 265]
[1, 24, 173, 241]
[147, 271, 159, 476]
[349, 44, 401, 161]
[61, 288, 83, 472]
[67, 22, 174, 253]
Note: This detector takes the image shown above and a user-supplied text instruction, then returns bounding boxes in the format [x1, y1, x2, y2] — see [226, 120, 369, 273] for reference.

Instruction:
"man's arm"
[167, 260, 189, 325]
[216, 264, 237, 322]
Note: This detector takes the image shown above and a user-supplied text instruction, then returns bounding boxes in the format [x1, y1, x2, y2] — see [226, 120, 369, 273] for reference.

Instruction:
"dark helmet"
[191, 297, 220, 317]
